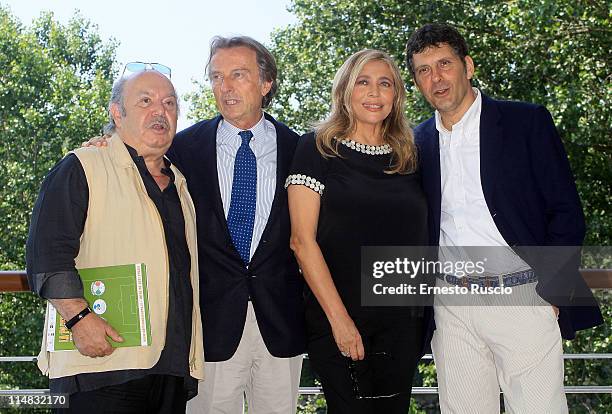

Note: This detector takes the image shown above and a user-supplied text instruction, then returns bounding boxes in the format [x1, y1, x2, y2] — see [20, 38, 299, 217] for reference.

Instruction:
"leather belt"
[436, 269, 537, 288]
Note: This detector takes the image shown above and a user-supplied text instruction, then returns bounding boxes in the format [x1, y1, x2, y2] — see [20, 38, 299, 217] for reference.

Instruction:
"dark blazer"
[168, 113, 305, 361]
[414, 93, 603, 340]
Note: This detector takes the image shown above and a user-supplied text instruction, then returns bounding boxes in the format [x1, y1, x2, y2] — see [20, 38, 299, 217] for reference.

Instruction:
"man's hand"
[70, 313, 124, 357]
[49, 298, 123, 357]
[81, 134, 111, 147]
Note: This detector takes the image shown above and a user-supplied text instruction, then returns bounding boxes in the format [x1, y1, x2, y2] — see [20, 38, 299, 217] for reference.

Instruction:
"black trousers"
[308, 314, 423, 414]
[55, 374, 188, 414]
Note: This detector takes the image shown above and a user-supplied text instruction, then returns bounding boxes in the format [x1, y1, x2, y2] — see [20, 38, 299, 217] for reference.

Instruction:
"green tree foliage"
[564, 290, 611, 413]
[185, 80, 219, 122]
[0, 6, 117, 391]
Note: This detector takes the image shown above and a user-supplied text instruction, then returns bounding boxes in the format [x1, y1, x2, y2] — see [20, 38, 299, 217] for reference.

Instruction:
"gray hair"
[103, 76, 128, 135]
[103, 72, 180, 135]
[206, 36, 278, 108]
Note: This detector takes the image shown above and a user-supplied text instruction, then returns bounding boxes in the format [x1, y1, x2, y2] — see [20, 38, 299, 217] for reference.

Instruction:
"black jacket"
[415, 94, 602, 340]
[168, 113, 305, 361]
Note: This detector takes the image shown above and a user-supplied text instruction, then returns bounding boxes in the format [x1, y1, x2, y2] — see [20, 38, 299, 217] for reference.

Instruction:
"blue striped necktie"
[227, 130, 257, 265]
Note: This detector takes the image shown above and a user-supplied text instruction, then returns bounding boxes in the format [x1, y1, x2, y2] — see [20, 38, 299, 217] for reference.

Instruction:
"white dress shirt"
[216, 114, 277, 260]
[436, 88, 528, 274]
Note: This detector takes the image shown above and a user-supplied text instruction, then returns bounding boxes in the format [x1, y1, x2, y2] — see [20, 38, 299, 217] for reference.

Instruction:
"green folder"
[46, 263, 152, 351]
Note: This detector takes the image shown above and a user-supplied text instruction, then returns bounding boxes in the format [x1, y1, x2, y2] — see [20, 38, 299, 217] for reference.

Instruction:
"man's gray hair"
[206, 36, 278, 108]
[103, 72, 180, 135]
[103, 76, 128, 135]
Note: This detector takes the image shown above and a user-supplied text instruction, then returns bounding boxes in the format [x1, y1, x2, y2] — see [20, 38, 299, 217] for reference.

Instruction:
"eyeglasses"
[121, 62, 172, 79]
[347, 352, 403, 400]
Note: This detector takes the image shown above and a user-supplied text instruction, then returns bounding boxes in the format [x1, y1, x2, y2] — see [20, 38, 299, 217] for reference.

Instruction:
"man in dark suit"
[169, 36, 305, 414]
[406, 23, 602, 413]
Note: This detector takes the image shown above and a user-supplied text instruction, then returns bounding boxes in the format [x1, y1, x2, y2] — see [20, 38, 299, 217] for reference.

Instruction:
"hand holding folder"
[47, 263, 151, 353]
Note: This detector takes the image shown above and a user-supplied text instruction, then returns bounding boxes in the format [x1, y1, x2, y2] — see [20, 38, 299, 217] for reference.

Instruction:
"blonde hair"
[314, 49, 417, 174]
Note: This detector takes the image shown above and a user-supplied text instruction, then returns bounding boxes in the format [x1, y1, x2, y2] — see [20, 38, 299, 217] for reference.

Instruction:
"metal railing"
[1, 269, 610, 396]
[2, 269, 610, 292]
[2, 353, 611, 395]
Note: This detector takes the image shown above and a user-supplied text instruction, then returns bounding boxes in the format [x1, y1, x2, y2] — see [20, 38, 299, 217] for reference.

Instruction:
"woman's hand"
[288, 184, 365, 360]
[330, 313, 365, 361]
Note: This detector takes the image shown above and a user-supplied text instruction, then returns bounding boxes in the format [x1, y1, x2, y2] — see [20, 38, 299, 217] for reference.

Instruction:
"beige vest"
[37, 134, 204, 380]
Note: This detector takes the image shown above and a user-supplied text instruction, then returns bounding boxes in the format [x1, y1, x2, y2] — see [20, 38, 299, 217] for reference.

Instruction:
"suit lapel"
[422, 119, 442, 244]
[251, 113, 290, 263]
[201, 116, 234, 242]
[269, 114, 290, 223]
[479, 95, 503, 207]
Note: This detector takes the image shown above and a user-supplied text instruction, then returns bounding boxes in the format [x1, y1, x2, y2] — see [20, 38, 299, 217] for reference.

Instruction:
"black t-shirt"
[287, 132, 428, 336]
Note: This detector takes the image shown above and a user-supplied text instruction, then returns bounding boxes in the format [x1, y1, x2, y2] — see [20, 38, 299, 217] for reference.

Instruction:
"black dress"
[287, 132, 428, 413]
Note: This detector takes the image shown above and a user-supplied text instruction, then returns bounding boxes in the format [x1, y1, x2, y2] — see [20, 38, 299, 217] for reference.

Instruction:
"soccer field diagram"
[48, 264, 151, 351]
[91, 275, 143, 338]
[81, 263, 151, 348]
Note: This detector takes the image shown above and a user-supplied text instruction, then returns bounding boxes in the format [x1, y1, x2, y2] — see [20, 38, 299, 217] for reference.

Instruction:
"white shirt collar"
[218, 113, 267, 145]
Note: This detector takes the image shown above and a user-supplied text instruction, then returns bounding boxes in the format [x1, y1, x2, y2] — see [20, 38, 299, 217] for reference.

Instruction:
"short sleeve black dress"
[286, 132, 428, 412]
[287, 132, 428, 335]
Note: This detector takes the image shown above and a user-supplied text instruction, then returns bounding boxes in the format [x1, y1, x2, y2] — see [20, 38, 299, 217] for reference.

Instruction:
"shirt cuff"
[36, 271, 84, 299]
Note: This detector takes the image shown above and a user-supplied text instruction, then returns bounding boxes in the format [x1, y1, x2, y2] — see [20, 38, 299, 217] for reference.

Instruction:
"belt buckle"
[461, 276, 469, 288]
[484, 276, 492, 288]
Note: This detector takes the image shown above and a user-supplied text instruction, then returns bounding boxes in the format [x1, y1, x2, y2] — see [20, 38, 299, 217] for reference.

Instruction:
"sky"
[1, 0, 297, 130]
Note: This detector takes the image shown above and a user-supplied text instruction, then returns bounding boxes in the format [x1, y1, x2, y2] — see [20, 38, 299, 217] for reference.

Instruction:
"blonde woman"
[286, 49, 428, 413]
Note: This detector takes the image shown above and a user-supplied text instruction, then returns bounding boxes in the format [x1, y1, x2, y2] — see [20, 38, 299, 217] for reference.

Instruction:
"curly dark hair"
[405, 23, 469, 77]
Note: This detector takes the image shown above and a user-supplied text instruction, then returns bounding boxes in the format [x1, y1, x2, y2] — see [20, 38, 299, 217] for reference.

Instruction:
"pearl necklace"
[339, 138, 392, 155]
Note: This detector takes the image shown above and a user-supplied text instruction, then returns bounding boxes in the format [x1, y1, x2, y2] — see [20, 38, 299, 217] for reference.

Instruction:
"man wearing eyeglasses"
[171, 36, 305, 414]
[26, 69, 204, 413]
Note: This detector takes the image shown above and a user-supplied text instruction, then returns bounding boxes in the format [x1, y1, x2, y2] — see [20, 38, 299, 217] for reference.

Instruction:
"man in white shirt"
[406, 23, 602, 413]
